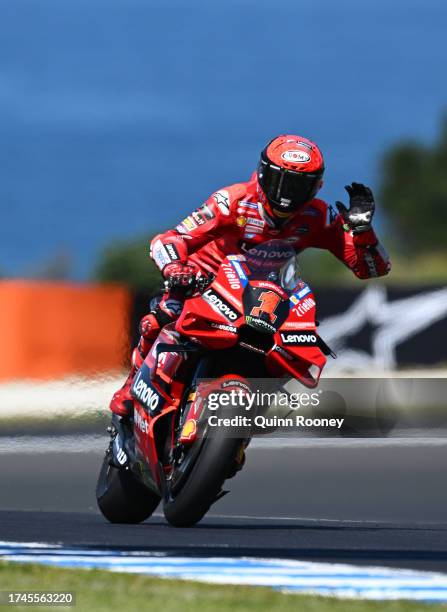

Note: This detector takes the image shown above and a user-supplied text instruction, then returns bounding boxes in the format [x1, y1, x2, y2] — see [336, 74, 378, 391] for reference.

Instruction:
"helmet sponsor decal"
[280, 331, 318, 345]
[297, 140, 313, 150]
[281, 150, 311, 164]
[213, 190, 231, 215]
[203, 288, 239, 321]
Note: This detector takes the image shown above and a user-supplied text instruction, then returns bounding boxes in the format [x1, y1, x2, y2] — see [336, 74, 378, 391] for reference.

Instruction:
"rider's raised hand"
[336, 182, 375, 233]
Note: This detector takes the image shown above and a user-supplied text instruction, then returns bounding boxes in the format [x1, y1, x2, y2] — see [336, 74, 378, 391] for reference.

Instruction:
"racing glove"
[336, 182, 375, 234]
[163, 263, 198, 292]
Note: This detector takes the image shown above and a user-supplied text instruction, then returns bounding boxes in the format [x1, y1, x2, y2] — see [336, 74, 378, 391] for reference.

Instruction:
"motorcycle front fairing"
[267, 282, 326, 388]
[177, 242, 327, 386]
[176, 255, 247, 349]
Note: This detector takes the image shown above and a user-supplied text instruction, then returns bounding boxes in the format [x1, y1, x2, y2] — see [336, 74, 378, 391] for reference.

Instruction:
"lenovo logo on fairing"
[132, 371, 160, 412]
[203, 289, 238, 321]
[280, 332, 317, 345]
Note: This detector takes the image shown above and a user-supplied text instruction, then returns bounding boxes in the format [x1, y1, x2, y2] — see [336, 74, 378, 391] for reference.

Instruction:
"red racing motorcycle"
[96, 240, 331, 527]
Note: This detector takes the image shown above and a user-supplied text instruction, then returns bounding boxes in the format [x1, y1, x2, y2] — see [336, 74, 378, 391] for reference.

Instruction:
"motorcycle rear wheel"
[96, 454, 161, 524]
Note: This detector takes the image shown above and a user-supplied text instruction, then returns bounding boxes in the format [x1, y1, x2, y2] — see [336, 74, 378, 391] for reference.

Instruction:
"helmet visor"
[258, 157, 323, 211]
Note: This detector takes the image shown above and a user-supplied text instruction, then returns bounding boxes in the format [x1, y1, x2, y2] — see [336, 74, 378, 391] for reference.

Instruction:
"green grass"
[0, 561, 444, 612]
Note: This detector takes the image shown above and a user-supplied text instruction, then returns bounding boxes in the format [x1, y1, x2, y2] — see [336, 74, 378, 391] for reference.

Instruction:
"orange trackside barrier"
[0, 280, 131, 381]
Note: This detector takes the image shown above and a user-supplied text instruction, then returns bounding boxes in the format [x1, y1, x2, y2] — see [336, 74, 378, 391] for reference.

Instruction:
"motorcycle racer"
[110, 134, 391, 416]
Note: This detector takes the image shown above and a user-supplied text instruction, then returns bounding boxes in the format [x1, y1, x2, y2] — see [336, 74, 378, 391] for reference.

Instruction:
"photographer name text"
[207, 415, 344, 429]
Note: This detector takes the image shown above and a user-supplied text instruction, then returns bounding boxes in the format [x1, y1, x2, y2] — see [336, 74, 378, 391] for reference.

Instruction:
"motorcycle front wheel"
[163, 430, 244, 527]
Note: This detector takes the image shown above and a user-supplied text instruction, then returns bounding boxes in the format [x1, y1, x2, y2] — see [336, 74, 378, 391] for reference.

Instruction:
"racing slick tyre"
[163, 436, 243, 527]
[96, 455, 161, 524]
[163, 415, 247, 528]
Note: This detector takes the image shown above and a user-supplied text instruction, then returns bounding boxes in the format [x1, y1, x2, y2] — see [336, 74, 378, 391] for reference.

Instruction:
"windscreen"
[241, 240, 301, 292]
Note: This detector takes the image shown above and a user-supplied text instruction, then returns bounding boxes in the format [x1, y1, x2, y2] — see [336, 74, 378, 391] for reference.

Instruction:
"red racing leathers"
[151, 172, 390, 284]
[109, 173, 390, 416]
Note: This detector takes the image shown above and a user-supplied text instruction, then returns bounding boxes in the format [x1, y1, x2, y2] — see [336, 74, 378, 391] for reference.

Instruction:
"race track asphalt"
[1, 440, 447, 572]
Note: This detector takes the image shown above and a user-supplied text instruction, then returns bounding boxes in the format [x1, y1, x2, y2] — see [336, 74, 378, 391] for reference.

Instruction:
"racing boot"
[109, 312, 161, 417]
[109, 346, 144, 417]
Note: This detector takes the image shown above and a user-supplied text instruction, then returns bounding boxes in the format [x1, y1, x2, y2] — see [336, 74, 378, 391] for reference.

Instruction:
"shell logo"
[179, 418, 197, 443]
[281, 150, 311, 164]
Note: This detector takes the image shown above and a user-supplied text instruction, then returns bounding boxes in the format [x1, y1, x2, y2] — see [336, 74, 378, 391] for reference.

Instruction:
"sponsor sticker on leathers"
[182, 217, 197, 231]
[213, 190, 231, 215]
[165, 243, 179, 261]
[151, 239, 171, 269]
[198, 203, 215, 220]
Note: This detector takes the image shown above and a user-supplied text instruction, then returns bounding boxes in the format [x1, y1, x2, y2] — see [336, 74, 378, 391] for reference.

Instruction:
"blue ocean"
[1, 0, 446, 279]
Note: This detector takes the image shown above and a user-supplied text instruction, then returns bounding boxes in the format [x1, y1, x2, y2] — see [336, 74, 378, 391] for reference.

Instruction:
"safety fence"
[0, 280, 130, 381]
[0, 281, 445, 381]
